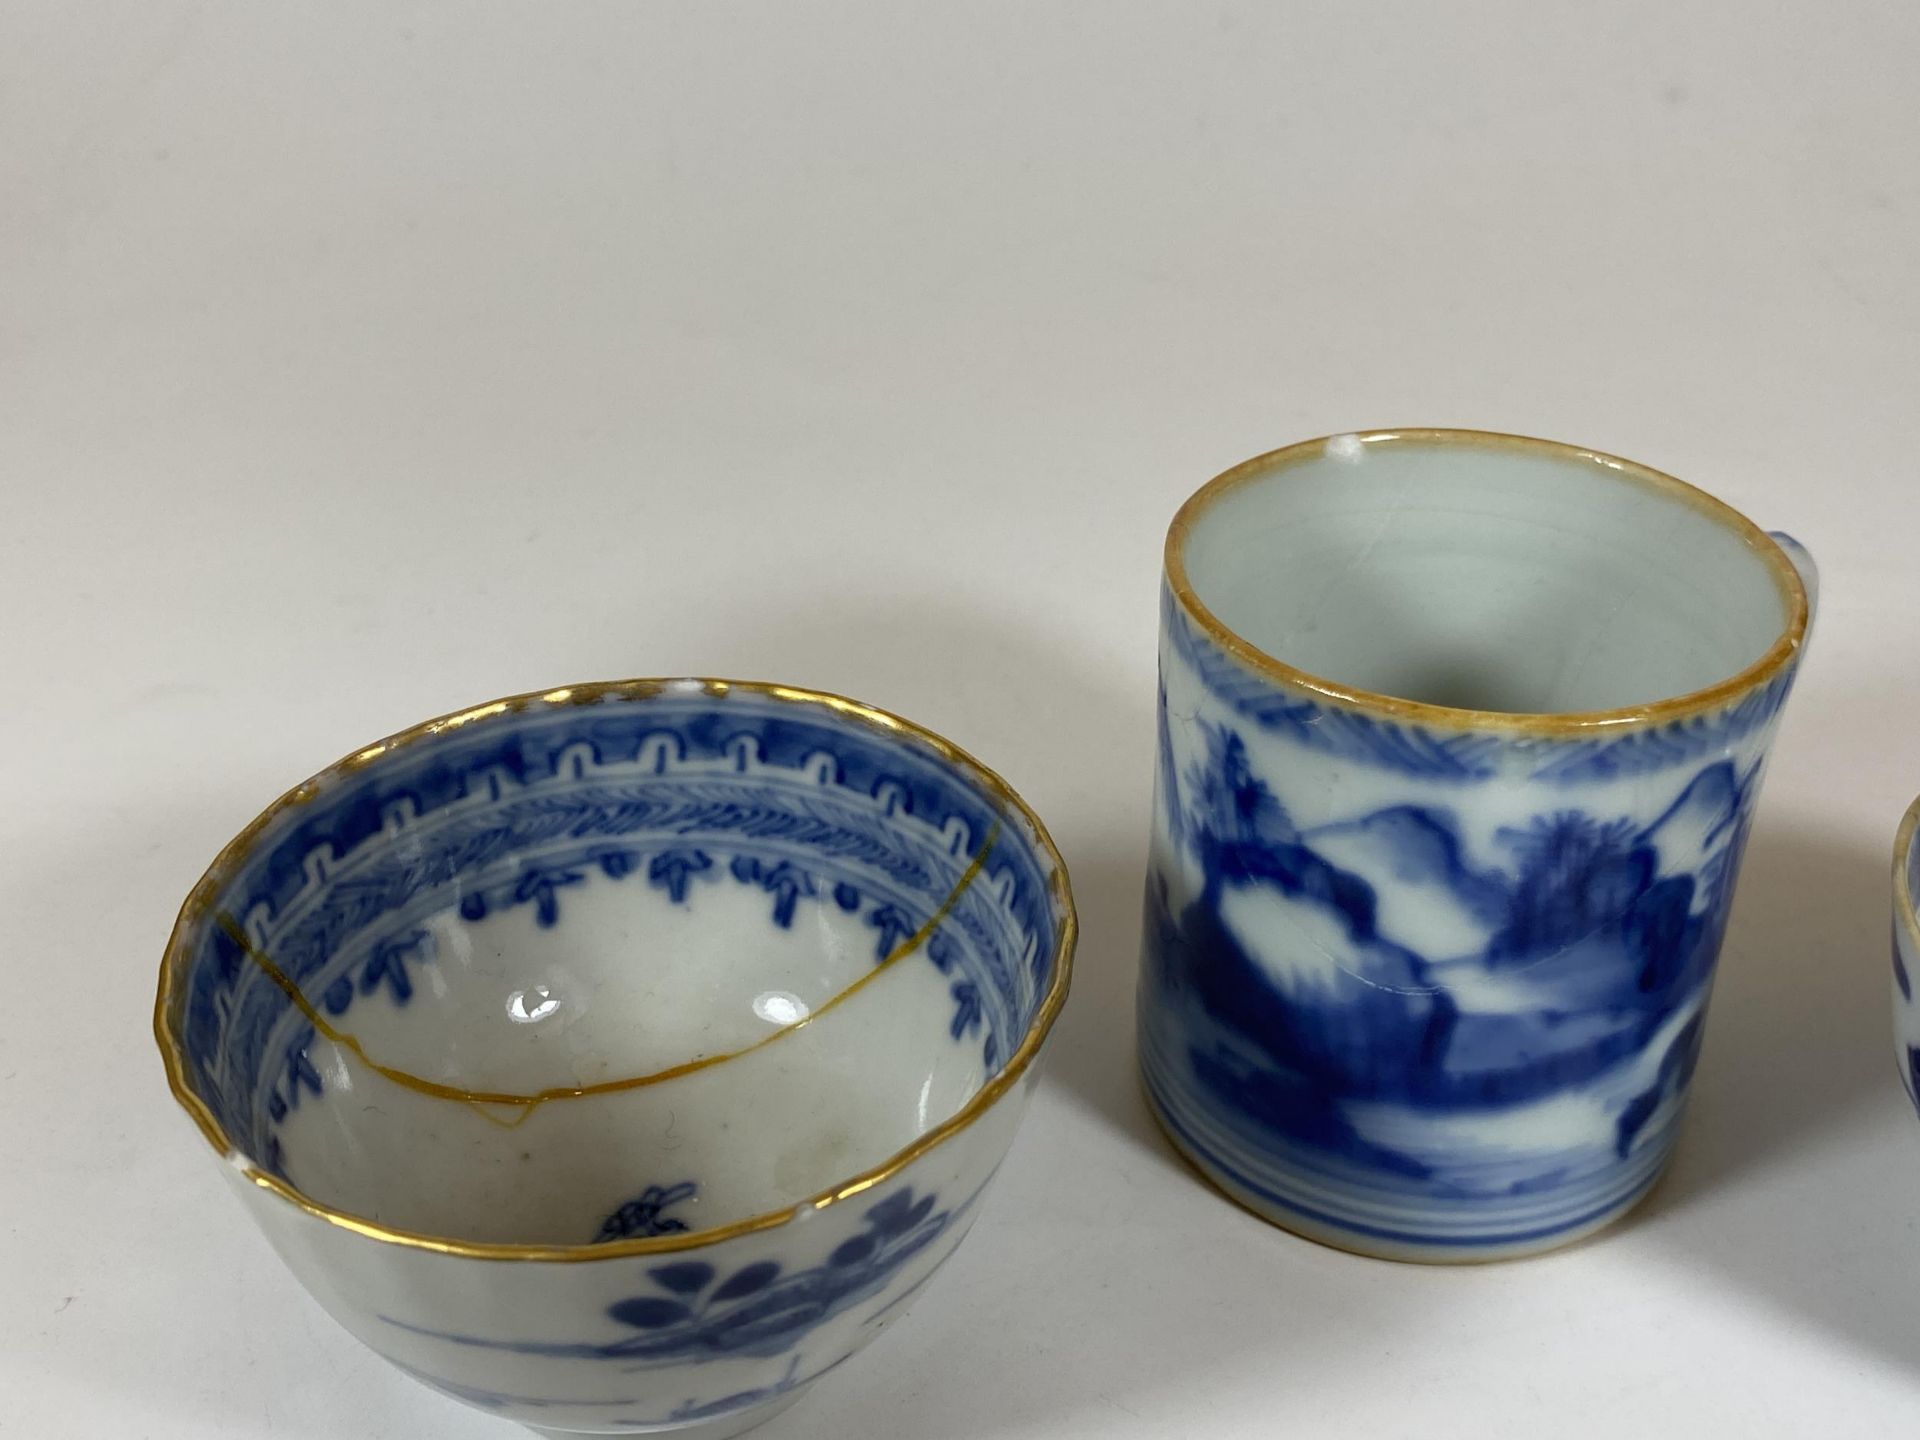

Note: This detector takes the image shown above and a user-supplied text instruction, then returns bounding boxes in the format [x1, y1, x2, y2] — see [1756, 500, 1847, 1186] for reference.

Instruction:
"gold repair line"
[153, 676, 1077, 1262]
[214, 820, 1000, 1124]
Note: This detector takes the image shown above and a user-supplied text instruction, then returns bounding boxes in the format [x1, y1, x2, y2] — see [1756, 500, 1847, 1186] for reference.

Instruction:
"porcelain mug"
[1139, 430, 1817, 1262]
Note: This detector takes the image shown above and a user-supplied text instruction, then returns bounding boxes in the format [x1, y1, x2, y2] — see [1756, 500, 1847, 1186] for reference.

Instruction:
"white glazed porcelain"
[1892, 799, 1920, 1114]
[156, 680, 1075, 1436]
[1141, 431, 1817, 1261]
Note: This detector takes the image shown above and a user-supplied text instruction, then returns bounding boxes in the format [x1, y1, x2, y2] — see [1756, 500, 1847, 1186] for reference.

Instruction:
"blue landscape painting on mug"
[1146, 714, 1759, 1182]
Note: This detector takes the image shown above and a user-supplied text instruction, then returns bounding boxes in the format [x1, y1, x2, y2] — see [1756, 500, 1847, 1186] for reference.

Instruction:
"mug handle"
[1767, 531, 1820, 639]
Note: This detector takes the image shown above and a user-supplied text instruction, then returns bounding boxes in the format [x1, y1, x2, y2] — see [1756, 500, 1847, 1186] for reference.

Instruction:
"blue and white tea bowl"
[1140, 430, 1817, 1262]
[1892, 799, 1920, 1114]
[156, 679, 1075, 1437]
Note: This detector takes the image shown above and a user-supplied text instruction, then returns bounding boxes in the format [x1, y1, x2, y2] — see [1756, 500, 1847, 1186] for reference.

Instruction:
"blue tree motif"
[866, 904, 917, 960]
[1489, 813, 1647, 964]
[646, 848, 713, 904]
[1187, 722, 1298, 850]
[361, 928, 433, 1003]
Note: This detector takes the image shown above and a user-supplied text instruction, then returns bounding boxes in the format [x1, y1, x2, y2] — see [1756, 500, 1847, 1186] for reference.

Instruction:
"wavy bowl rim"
[153, 677, 1078, 1263]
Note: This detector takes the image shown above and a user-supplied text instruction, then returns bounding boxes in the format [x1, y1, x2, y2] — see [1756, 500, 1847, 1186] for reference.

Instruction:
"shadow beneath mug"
[1637, 814, 1920, 1375]
[1653, 817, 1891, 1209]
[1035, 836, 1183, 1163]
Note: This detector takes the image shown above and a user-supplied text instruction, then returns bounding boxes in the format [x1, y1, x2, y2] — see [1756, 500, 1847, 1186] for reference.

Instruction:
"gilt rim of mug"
[1895, 795, 1920, 957]
[153, 676, 1079, 1263]
[1164, 428, 1812, 735]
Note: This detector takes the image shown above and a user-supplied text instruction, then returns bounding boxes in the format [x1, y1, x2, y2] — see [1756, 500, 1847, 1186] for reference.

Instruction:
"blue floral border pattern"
[256, 833, 1005, 1139]
[177, 694, 1061, 1173]
[1162, 585, 1800, 786]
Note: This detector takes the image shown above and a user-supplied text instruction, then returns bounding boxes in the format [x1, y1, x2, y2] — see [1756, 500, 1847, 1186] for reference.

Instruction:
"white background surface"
[4, 4, 1918, 1436]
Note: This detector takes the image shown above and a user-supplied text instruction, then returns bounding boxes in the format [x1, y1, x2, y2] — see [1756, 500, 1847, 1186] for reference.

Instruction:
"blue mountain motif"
[1151, 720, 1753, 1176]
[1640, 759, 1745, 850]
[1304, 806, 1511, 930]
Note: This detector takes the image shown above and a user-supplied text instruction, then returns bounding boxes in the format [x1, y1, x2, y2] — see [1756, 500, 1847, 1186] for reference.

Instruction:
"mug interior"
[1176, 433, 1795, 715]
[163, 684, 1067, 1247]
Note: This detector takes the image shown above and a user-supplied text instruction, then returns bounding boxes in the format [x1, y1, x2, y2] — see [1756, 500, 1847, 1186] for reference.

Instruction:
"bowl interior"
[164, 683, 1068, 1246]
[1177, 433, 1795, 715]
